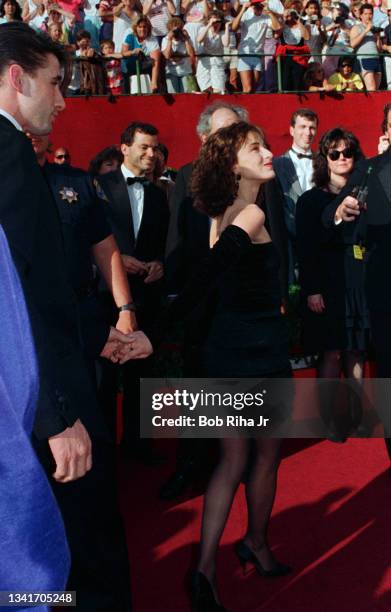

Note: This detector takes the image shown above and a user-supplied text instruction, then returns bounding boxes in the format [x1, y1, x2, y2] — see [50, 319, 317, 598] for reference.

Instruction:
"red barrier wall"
[51, 92, 389, 169]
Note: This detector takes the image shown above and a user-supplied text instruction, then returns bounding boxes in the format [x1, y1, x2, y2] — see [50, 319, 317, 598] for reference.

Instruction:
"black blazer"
[322, 151, 391, 313]
[165, 162, 210, 294]
[98, 169, 169, 317]
[0, 115, 99, 439]
[165, 162, 289, 300]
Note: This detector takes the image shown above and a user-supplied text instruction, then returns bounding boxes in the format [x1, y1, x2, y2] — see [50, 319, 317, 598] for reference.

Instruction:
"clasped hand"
[100, 327, 153, 364]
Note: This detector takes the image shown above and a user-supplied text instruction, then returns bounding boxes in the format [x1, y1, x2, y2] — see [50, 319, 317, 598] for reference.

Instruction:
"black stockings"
[197, 438, 282, 587]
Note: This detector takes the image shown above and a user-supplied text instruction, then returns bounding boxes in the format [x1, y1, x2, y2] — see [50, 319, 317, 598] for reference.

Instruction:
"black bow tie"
[127, 176, 150, 186]
[291, 149, 313, 160]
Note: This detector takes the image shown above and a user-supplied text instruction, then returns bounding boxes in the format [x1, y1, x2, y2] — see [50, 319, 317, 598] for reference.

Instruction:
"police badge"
[59, 187, 78, 204]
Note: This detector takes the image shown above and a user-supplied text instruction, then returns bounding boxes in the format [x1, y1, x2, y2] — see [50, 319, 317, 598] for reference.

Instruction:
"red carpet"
[119, 438, 391, 611]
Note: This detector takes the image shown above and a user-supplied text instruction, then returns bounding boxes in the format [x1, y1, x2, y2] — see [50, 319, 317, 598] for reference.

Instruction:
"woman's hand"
[307, 294, 325, 313]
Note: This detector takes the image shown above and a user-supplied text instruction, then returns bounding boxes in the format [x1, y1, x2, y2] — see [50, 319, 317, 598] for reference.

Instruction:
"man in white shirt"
[273, 107, 319, 282]
[97, 122, 170, 462]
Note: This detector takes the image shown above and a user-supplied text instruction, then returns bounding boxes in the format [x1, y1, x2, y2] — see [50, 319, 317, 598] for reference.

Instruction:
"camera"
[371, 26, 382, 34]
[334, 15, 345, 25]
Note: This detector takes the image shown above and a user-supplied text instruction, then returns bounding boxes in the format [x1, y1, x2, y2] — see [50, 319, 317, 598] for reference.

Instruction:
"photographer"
[350, 3, 382, 90]
[232, 0, 282, 93]
[196, 9, 229, 92]
[162, 16, 196, 91]
[301, 0, 325, 62]
[322, 2, 353, 77]
[275, 7, 311, 91]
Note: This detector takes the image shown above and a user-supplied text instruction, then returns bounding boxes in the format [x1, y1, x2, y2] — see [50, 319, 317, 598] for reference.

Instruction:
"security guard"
[29, 133, 134, 612]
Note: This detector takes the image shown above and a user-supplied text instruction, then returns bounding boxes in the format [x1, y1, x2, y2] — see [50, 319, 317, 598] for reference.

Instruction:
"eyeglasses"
[328, 148, 354, 160]
[55, 154, 69, 160]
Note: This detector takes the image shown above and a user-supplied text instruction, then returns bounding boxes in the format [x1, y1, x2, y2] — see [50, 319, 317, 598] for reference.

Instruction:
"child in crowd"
[162, 17, 196, 93]
[304, 61, 335, 90]
[46, 5, 74, 43]
[76, 30, 106, 94]
[100, 39, 124, 95]
[48, 21, 64, 43]
[328, 55, 364, 90]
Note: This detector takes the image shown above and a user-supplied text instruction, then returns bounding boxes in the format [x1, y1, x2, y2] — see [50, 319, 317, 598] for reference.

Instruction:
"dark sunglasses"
[328, 147, 354, 161]
[55, 154, 69, 160]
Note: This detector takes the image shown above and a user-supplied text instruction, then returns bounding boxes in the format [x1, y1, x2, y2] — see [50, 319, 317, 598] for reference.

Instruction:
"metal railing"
[67, 51, 391, 96]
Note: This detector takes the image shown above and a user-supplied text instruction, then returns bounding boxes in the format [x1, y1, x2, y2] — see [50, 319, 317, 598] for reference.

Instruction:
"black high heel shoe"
[235, 541, 292, 578]
[190, 572, 226, 612]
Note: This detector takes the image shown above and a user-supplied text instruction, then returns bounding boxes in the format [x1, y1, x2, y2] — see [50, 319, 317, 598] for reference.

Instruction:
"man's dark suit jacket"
[0, 115, 98, 440]
[165, 162, 289, 301]
[322, 151, 391, 313]
[98, 169, 169, 327]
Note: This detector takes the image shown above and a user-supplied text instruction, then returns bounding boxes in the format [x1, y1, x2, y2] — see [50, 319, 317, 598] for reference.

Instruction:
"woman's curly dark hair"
[313, 127, 363, 190]
[190, 121, 265, 217]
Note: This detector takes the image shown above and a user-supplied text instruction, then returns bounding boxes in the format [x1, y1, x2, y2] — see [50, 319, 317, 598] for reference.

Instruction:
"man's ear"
[120, 143, 128, 156]
[8, 64, 26, 93]
[289, 125, 294, 139]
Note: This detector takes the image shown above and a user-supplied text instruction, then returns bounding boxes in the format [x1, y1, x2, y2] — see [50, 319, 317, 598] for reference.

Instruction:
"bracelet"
[118, 302, 136, 312]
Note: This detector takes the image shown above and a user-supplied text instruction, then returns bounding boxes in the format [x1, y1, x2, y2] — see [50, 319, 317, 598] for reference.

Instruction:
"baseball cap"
[251, 0, 265, 5]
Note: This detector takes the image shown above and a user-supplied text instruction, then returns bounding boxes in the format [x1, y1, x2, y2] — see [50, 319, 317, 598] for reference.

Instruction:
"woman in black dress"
[128, 122, 292, 610]
[296, 128, 368, 386]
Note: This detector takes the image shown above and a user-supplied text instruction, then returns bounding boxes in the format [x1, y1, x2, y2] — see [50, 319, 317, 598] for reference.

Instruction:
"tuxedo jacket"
[322, 151, 391, 313]
[273, 150, 306, 239]
[165, 161, 289, 301]
[98, 169, 169, 321]
[0, 115, 99, 440]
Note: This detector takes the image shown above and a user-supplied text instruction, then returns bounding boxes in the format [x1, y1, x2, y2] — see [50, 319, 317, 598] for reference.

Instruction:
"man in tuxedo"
[98, 121, 169, 461]
[0, 24, 136, 610]
[161, 101, 289, 500]
[273, 108, 319, 282]
[322, 102, 391, 456]
[0, 21, 95, 485]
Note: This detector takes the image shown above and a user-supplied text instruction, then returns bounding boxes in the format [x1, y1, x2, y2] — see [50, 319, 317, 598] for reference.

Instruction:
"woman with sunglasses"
[296, 128, 369, 437]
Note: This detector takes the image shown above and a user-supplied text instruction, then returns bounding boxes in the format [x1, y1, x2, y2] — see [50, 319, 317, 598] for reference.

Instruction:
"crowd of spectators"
[4, 0, 391, 93]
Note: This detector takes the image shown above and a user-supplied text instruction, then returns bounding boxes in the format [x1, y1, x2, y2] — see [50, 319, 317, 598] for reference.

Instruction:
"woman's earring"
[235, 173, 241, 190]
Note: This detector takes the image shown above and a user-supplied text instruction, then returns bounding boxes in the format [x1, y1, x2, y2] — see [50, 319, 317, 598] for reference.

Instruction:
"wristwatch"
[118, 302, 136, 312]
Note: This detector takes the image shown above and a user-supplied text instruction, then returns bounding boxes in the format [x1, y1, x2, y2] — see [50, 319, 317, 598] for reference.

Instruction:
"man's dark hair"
[360, 3, 373, 14]
[337, 55, 354, 70]
[120, 122, 159, 146]
[76, 29, 91, 42]
[290, 107, 319, 127]
[381, 102, 391, 134]
[0, 22, 67, 79]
